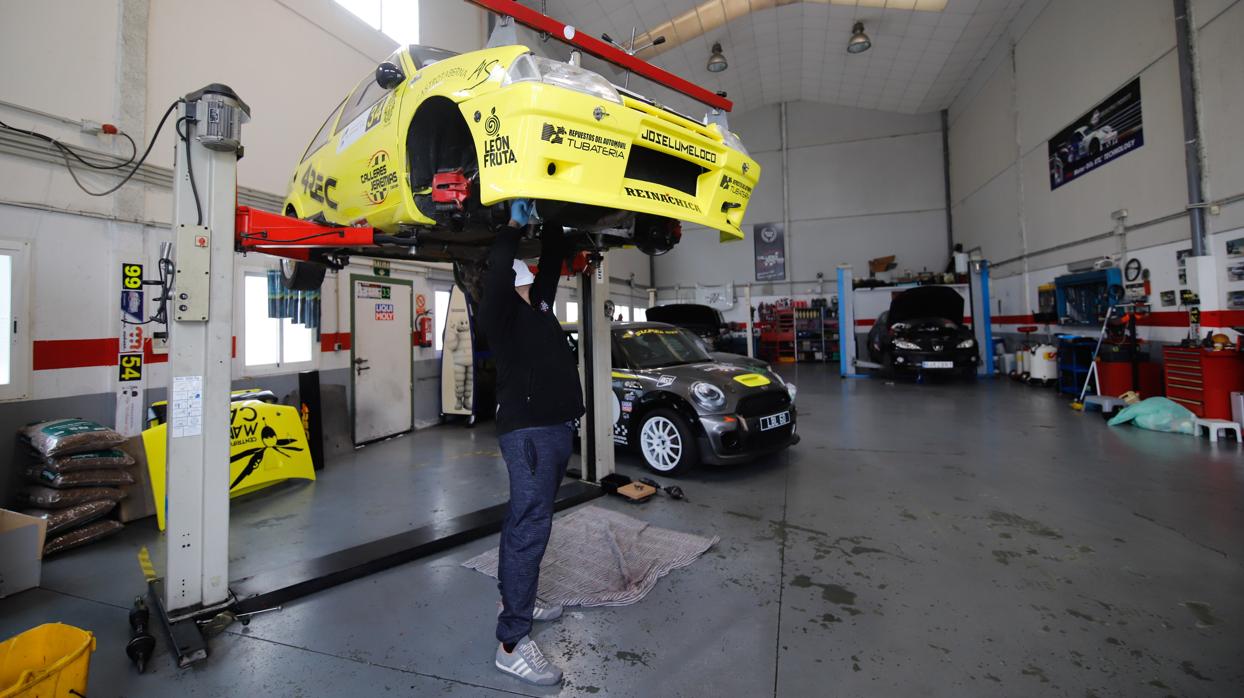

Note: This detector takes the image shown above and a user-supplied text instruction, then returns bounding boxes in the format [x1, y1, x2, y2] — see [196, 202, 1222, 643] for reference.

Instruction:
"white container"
[1015, 349, 1028, 376]
[1028, 344, 1059, 383]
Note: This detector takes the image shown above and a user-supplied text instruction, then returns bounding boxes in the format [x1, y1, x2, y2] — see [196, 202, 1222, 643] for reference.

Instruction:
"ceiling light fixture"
[707, 42, 728, 72]
[847, 21, 872, 54]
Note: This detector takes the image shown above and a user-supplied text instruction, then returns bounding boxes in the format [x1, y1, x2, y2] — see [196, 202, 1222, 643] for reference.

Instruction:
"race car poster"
[754, 223, 786, 281]
[1048, 78, 1143, 190]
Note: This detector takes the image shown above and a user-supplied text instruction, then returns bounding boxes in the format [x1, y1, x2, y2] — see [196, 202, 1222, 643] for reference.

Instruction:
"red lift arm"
[235, 206, 379, 261]
[465, 0, 732, 113]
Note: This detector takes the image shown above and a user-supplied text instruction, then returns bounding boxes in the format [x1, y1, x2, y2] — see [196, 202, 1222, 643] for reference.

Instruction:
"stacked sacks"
[16, 418, 131, 555]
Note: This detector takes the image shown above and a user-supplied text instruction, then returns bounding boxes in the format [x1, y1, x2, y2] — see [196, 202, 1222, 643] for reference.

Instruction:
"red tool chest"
[1162, 347, 1244, 419]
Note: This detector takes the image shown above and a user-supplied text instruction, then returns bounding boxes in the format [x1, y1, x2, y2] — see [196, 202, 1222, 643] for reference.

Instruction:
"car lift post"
[968, 259, 995, 376]
[578, 250, 614, 483]
[151, 86, 249, 666]
[837, 265, 868, 377]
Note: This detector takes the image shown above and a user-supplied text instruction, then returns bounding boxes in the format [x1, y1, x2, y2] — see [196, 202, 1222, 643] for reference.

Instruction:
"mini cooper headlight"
[771, 371, 797, 402]
[957, 338, 976, 349]
[690, 381, 726, 411]
[893, 339, 921, 351]
[503, 54, 623, 105]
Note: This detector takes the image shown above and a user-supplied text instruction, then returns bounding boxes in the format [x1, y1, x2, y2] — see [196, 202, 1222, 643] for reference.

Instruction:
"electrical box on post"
[174, 224, 211, 322]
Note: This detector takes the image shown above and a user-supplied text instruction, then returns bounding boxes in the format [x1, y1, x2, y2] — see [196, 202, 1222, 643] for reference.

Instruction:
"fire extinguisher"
[415, 314, 433, 347]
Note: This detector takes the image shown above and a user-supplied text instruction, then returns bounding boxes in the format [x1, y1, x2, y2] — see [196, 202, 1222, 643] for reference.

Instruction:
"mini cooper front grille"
[624, 146, 706, 196]
[737, 392, 791, 418]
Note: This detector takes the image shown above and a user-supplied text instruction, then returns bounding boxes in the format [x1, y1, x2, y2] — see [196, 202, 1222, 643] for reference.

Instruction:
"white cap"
[512, 259, 535, 287]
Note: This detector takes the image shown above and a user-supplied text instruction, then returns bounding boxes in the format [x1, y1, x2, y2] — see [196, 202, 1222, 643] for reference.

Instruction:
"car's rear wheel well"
[407, 96, 476, 191]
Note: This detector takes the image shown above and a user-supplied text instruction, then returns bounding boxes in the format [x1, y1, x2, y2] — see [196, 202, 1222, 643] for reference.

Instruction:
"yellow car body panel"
[283, 45, 758, 240]
[142, 400, 316, 531]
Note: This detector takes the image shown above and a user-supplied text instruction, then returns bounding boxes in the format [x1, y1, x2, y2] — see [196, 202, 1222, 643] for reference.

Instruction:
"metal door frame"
[349, 273, 414, 446]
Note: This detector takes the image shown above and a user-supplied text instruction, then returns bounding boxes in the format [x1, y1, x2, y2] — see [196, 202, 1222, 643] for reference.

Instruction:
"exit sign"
[373, 260, 391, 277]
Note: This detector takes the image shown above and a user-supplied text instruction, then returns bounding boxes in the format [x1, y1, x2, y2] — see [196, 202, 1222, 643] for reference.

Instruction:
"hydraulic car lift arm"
[465, 0, 732, 112]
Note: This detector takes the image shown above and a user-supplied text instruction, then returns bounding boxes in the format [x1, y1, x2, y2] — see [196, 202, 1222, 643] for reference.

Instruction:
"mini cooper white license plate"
[760, 411, 791, 431]
[922, 361, 954, 369]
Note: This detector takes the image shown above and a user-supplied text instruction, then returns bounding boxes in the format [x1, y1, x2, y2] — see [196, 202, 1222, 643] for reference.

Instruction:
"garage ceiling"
[540, 0, 1029, 114]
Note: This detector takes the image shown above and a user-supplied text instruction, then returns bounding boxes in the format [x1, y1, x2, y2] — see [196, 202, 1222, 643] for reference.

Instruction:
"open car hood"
[888, 286, 965, 325]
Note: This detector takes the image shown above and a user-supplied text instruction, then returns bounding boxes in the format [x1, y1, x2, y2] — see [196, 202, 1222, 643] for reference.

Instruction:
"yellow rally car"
[280, 45, 759, 293]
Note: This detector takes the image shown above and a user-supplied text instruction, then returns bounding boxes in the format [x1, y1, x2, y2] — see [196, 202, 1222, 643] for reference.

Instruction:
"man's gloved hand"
[509, 199, 533, 228]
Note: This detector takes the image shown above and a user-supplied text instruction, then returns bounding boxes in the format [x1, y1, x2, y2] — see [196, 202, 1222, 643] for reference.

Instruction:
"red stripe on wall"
[320, 332, 351, 352]
[32, 339, 119, 370]
[35, 336, 239, 370]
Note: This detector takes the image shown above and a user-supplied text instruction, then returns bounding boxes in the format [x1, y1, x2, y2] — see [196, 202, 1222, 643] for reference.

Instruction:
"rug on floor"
[461, 504, 719, 607]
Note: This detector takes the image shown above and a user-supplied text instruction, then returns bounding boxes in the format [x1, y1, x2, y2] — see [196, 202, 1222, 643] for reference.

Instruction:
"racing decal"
[541, 123, 565, 144]
[481, 108, 517, 167]
[375, 303, 395, 321]
[382, 94, 397, 125]
[623, 380, 642, 390]
[484, 107, 501, 137]
[624, 327, 682, 337]
[613, 422, 628, 445]
[336, 109, 371, 153]
[656, 375, 676, 387]
[542, 122, 626, 159]
[365, 97, 386, 130]
[361, 150, 399, 204]
[640, 129, 716, 164]
[719, 174, 753, 197]
[467, 58, 501, 90]
[611, 371, 639, 380]
[623, 186, 700, 213]
[118, 353, 143, 382]
[733, 373, 771, 387]
[621, 400, 634, 413]
[701, 364, 742, 373]
[301, 165, 338, 210]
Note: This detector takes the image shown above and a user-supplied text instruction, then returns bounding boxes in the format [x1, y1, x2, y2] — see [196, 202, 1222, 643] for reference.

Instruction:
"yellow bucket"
[0, 624, 96, 698]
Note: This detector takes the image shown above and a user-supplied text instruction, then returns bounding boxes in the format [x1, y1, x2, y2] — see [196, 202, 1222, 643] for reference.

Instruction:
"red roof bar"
[465, 0, 733, 112]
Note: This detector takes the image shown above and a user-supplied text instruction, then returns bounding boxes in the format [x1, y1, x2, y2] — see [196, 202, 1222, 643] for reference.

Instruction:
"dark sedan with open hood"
[866, 286, 979, 377]
[567, 322, 798, 474]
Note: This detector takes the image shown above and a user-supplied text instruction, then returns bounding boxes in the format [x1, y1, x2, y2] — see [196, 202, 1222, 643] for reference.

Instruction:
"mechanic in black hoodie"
[478, 199, 584, 686]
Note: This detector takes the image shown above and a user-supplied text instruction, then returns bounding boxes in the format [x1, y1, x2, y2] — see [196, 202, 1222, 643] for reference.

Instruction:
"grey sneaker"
[495, 636, 562, 685]
[497, 599, 564, 622]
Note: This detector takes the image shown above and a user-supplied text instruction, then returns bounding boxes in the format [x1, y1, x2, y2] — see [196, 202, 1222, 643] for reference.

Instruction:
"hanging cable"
[176, 115, 203, 226]
[0, 100, 181, 197]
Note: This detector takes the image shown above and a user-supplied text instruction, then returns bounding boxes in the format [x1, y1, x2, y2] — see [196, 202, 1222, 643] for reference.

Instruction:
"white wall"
[654, 100, 949, 301]
[948, 0, 1244, 329]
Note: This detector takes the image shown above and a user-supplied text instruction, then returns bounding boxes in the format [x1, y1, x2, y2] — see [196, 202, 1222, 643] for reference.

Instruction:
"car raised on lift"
[568, 322, 798, 475]
[280, 44, 758, 295]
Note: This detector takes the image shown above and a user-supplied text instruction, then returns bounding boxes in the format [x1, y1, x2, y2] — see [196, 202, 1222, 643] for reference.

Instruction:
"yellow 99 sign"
[122, 263, 143, 290]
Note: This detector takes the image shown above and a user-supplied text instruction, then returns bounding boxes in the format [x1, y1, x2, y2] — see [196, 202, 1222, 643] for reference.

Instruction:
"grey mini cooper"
[568, 322, 799, 474]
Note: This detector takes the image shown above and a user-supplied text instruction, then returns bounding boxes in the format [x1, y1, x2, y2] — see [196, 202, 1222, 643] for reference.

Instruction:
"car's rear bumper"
[460, 82, 758, 239]
[697, 407, 798, 465]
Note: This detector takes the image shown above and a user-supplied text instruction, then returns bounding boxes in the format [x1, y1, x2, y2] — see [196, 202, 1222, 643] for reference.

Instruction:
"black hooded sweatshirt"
[477, 224, 585, 435]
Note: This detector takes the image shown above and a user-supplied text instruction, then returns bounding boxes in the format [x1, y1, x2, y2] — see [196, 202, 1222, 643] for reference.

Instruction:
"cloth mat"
[462, 505, 719, 607]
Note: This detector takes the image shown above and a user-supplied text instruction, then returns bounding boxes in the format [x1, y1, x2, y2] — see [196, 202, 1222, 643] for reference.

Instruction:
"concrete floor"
[2, 365, 1242, 697]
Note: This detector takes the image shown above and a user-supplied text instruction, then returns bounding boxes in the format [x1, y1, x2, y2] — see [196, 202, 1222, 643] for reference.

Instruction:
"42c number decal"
[300, 165, 339, 210]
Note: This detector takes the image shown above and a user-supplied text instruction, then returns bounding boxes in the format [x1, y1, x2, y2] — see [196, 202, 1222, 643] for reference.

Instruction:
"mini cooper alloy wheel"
[640, 416, 683, 472]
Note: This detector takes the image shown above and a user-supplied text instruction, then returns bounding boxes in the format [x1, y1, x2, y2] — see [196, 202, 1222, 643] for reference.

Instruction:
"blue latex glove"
[510, 199, 533, 227]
